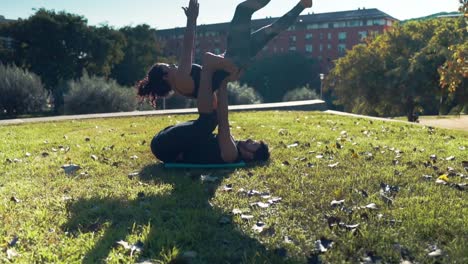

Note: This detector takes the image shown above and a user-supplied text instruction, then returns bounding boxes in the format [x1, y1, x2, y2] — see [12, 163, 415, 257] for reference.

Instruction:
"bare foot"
[300, 0, 312, 8]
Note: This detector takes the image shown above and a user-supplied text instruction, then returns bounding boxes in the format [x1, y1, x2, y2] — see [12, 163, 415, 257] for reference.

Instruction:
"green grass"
[0, 111, 467, 263]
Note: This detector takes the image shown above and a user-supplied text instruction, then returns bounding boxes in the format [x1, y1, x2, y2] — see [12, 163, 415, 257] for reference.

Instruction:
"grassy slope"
[0, 111, 467, 263]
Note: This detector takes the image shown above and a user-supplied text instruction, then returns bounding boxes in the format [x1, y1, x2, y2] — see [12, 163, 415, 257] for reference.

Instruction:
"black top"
[181, 135, 241, 164]
[189, 64, 230, 98]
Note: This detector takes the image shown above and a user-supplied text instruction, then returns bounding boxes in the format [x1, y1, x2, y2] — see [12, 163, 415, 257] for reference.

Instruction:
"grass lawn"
[0, 111, 467, 263]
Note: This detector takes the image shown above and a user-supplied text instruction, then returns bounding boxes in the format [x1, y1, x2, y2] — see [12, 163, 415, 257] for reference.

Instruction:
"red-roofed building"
[157, 8, 398, 73]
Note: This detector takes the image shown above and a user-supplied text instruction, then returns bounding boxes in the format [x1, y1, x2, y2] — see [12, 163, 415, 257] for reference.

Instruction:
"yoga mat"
[164, 162, 246, 169]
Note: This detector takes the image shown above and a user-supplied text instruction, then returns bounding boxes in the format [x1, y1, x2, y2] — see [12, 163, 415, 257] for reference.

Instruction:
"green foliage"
[328, 17, 467, 117]
[110, 25, 166, 87]
[2, 9, 126, 113]
[227, 81, 263, 105]
[282, 85, 320, 102]
[64, 73, 136, 114]
[0, 64, 47, 116]
[241, 52, 320, 102]
[0, 112, 467, 263]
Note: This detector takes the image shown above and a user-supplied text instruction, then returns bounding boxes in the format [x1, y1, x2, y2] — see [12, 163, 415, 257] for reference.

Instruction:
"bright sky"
[0, 0, 461, 29]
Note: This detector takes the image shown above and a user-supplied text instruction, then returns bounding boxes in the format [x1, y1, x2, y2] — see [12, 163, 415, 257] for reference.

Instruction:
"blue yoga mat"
[164, 162, 246, 169]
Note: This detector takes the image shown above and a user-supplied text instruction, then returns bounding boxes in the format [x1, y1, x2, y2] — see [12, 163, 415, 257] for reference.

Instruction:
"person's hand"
[223, 57, 241, 82]
[182, 0, 199, 21]
[300, 0, 312, 8]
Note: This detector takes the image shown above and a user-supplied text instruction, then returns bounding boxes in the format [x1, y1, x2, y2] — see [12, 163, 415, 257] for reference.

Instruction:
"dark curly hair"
[136, 64, 173, 107]
[253, 141, 270, 162]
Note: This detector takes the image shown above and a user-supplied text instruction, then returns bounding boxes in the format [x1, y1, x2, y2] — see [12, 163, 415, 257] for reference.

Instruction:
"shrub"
[0, 64, 48, 116]
[64, 73, 137, 114]
[282, 85, 319, 102]
[227, 82, 263, 105]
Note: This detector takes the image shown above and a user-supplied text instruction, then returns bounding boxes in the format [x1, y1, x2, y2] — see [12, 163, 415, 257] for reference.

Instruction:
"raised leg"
[249, 2, 305, 57]
[225, 0, 271, 68]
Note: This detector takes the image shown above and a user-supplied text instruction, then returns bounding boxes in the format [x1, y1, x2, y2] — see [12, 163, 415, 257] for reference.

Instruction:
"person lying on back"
[149, 52, 270, 164]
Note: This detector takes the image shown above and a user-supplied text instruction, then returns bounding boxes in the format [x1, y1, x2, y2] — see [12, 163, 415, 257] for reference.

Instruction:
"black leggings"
[225, 0, 305, 68]
[151, 112, 218, 162]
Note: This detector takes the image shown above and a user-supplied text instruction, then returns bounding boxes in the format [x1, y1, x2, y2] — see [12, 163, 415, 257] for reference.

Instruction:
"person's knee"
[195, 112, 218, 134]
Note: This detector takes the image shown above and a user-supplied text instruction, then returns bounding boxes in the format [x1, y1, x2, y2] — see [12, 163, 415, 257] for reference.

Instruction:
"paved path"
[1, 101, 466, 132]
[418, 116, 468, 131]
[0, 100, 326, 125]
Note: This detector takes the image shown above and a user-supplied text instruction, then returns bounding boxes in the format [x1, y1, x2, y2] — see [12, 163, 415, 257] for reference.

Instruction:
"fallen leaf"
[61, 164, 81, 175]
[422, 175, 432, 180]
[116, 240, 143, 257]
[328, 162, 339, 168]
[232, 209, 242, 215]
[223, 184, 233, 192]
[287, 143, 299, 148]
[252, 221, 266, 233]
[437, 174, 449, 183]
[200, 174, 218, 183]
[10, 196, 21, 203]
[130, 155, 139, 160]
[314, 237, 334, 253]
[428, 249, 443, 257]
[6, 248, 19, 260]
[128, 172, 139, 179]
[364, 203, 378, 210]
[251, 202, 270, 208]
[331, 199, 345, 207]
[91, 155, 98, 161]
[446, 156, 455, 161]
[268, 197, 282, 204]
[8, 235, 19, 247]
[241, 214, 254, 220]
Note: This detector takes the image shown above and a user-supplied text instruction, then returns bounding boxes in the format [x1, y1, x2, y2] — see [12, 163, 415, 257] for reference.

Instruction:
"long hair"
[135, 64, 173, 107]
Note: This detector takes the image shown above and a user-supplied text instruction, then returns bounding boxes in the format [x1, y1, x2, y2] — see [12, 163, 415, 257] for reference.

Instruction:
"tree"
[327, 18, 466, 117]
[1, 9, 126, 113]
[241, 52, 320, 102]
[110, 25, 167, 87]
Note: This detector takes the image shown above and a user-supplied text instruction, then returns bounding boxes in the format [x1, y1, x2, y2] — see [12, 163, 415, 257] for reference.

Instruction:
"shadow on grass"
[63, 163, 286, 263]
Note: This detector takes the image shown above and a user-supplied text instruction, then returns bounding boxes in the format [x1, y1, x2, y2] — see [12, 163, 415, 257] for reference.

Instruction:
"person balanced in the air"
[150, 52, 270, 164]
[136, 0, 314, 106]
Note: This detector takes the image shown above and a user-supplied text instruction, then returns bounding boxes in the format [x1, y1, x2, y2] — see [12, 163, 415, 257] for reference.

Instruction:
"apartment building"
[157, 8, 398, 72]
[0, 15, 15, 50]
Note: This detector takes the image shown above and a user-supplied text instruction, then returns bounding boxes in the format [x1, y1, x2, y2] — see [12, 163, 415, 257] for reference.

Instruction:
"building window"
[319, 23, 329, 29]
[327, 44, 332, 50]
[290, 35, 297, 42]
[306, 24, 318, 29]
[318, 56, 323, 61]
[305, 44, 313, 53]
[289, 46, 297, 51]
[372, 19, 385, 25]
[358, 31, 367, 40]
[305, 33, 313, 40]
[387, 20, 393, 26]
[338, 32, 347, 42]
[327, 33, 332, 40]
[288, 25, 296, 31]
[347, 20, 361, 27]
[338, 44, 346, 55]
[334, 21, 346, 28]
[319, 44, 323, 52]
[214, 48, 221, 54]
[319, 33, 323, 40]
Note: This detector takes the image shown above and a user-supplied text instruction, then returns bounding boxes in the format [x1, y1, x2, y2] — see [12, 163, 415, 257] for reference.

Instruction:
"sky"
[0, 0, 461, 30]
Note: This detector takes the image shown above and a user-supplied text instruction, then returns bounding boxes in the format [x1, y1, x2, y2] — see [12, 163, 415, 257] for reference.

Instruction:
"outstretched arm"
[178, 0, 199, 75]
[216, 80, 239, 163]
